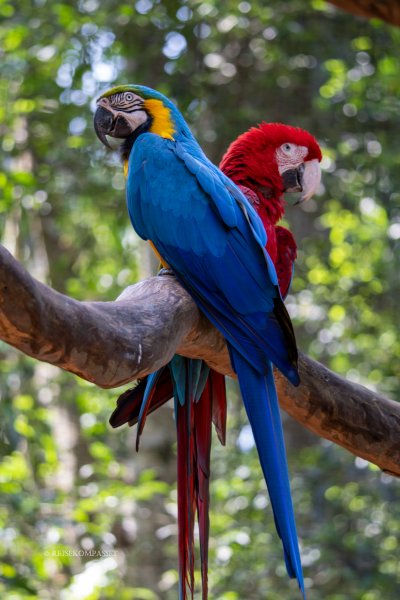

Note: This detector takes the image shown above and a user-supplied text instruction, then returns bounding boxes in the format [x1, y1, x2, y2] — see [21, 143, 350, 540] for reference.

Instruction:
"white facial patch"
[276, 144, 308, 174]
[97, 92, 148, 132]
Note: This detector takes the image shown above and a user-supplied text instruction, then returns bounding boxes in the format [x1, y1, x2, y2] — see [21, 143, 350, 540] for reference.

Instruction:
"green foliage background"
[0, 0, 399, 598]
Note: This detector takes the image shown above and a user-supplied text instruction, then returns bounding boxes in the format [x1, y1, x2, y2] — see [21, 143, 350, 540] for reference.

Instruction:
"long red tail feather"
[177, 368, 227, 599]
[177, 379, 196, 598]
[110, 366, 227, 600]
[194, 379, 213, 599]
[209, 370, 227, 446]
[109, 367, 173, 428]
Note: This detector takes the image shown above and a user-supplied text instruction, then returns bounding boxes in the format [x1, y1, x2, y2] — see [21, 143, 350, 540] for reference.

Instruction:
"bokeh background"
[1, 1, 400, 598]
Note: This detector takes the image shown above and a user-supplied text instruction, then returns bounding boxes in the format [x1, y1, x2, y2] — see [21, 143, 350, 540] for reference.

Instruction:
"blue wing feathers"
[175, 142, 238, 229]
[127, 133, 298, 382]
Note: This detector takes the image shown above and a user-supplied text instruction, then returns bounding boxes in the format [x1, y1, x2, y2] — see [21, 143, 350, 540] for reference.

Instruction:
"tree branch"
[1, 243, 399, 476]
[328, 0, 400, 27]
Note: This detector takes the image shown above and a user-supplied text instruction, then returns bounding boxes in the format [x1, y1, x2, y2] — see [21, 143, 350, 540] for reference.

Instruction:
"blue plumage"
[230, 348, 304, 594]
[97, 84, 304, 597]
[127, 132, 299, 383]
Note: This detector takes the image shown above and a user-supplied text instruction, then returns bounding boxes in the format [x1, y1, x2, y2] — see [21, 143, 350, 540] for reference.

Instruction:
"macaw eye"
[125, 92, 134, 102]
[281, 143, 294, 155]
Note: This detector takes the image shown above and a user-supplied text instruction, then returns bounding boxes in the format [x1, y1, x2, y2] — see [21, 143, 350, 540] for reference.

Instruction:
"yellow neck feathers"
[144, 99, 175, 141]
[123, 99, 175, 178]
[123, 160, 129, 178]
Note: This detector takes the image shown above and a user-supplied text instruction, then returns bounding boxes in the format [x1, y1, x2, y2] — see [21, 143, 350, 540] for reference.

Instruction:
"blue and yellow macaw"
[94, 85, 307, 598]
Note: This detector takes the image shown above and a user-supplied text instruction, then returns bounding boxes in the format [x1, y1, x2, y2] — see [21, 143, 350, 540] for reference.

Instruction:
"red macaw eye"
[282, 143, 293, 154]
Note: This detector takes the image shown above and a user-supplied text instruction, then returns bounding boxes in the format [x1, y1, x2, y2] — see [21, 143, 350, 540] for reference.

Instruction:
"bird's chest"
[126, 189, 169, 267]
[125, 157, 170, 267]
[125, 163, 149, 240]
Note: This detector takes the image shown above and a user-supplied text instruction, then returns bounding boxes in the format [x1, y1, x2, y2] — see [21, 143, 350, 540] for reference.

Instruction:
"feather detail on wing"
[126, 133, 299, 384]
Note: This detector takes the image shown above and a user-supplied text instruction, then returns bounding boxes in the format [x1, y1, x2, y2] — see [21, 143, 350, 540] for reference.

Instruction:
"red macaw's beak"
[281, 159, 321, 204]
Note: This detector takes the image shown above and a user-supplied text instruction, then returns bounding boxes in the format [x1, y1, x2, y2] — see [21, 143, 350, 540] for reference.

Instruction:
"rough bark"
[1, 243, 399, 476]
[329, 0, 400, 26]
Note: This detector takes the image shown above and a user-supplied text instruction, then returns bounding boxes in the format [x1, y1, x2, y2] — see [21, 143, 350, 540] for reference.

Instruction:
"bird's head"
[94, 85, 190, 162]
[220, 122, 322, 208]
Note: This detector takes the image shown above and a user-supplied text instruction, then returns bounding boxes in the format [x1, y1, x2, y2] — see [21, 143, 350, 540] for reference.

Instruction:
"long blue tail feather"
[229, 346, 305, 598]
[135, 368, 164, 451]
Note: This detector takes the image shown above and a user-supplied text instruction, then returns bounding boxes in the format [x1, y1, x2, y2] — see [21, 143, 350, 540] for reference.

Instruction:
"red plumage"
[222, 122, 321, 295]
[221, 122, 321, 266]
[110, 368, 173, 429]
[275, 225, 298, 299]
[110, 368, 226, 600]
[221, 122, 322, 209]
[176, 379, 196, 597]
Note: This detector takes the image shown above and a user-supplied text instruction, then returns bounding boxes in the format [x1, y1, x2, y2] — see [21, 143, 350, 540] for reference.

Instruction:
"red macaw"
[105, 118, 321, 598]
[221, 123, 321, 298]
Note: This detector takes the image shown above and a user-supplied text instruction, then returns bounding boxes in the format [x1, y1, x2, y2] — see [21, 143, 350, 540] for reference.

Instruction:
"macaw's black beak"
[94, 106, 134, 148]
[281, 164, 305, 195]
[94, 106, 114, 148]
[282, 159, 321, 205]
